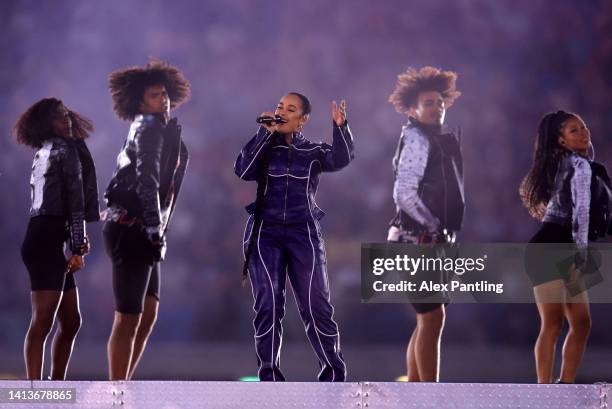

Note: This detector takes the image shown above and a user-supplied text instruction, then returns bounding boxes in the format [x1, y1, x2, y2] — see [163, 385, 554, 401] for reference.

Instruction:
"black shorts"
[388, 236, 449, 315]
[526, 222, 573, 286]
[529, 221, 573, 244]
[21, 215, 76, 292]
[103, 221, 160, 314]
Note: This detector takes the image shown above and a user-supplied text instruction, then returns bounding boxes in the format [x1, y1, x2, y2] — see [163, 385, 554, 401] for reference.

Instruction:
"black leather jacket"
[104, 113, 188, 235]
[235, 122, 354, 223]
[543, 152, 612, 245]
[391, 119, 465, 233]
[29, 137, 99, 255]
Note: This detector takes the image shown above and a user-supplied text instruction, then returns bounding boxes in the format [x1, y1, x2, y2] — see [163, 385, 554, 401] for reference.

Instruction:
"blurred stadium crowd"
[0, 0, 611, 379]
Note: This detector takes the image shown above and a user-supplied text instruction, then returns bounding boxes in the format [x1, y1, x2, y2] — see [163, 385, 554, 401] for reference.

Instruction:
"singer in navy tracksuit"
[235, 92, 354, 381]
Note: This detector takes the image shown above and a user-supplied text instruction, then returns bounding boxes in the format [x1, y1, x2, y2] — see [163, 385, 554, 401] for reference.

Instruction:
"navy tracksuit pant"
[243, 216, 346, 381]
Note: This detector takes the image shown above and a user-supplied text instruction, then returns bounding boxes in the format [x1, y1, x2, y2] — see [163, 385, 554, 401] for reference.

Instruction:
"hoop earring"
[588, 141, 595, 161]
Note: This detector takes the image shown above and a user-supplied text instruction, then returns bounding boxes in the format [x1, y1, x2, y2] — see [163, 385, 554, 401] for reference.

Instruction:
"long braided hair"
[520, 110, 576, 219]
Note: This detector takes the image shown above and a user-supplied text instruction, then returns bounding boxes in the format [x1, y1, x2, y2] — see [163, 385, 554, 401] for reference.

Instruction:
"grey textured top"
[392, 125, 440, 232]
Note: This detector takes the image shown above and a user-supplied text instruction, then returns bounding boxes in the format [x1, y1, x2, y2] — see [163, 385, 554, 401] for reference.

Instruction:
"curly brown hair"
[388, 66, 461, 113]
[14, 98, 93, 149]
[108, 59, 191, 121]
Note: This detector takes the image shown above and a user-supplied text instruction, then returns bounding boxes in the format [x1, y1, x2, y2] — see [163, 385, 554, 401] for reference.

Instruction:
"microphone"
[256, 115, 287, 125]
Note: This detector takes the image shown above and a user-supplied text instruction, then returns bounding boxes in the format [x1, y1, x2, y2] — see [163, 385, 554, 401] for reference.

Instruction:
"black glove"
[145, 227, 167, 262]
[417, 229, 456, 245]
[573, 247, 588, 274]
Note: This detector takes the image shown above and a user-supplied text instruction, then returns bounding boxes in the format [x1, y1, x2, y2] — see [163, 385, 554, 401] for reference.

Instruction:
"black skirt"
[21, 215, 75, 291]
[525, 222, 574, 286]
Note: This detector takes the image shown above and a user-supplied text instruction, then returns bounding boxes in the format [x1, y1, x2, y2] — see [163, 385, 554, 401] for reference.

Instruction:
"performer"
[236, 92, 353, 381]
[103, 60, 190, 380]
[15, 98, 98, 380]
[520, 111, 611, 383]
[387, 67, 464, 382]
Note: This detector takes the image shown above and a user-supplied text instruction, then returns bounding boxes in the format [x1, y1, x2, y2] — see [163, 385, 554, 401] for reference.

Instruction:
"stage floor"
[0, 381, 609, 409]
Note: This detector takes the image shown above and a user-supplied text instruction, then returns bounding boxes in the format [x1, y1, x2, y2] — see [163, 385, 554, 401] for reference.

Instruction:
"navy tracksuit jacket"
[235, 122, 354, 381]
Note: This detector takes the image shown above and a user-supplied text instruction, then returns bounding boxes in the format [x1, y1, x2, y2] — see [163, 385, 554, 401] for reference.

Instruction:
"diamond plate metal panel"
[117, 381, 360, 409]
[0, 380, 608, 409]
[361, 382, 602, 409]
[599, 383, 610, 409]
[0, 380, 112, 409]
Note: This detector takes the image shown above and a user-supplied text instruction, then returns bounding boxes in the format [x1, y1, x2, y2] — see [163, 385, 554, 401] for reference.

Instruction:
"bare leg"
[534, 301, 564, 383]
[24, 290, 63, 380]
[406, 327, 420, 381]
[50, 288, 81, 380]
[127, 296, 159, 380]
[533, 280, 566, 383]
[414, 305, 445, 382]
[560, 297, 591, 383]
[107, 311, 141, 380]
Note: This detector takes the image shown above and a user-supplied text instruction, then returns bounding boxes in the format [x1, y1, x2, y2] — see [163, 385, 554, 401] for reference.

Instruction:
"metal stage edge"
[0, 380, 609, 409]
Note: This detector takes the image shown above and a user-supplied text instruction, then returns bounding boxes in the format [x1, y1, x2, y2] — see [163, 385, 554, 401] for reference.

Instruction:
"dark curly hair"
[108, 58, 191, 121]
[388, 66, 461, 113]
[520, 110, 578, 219]
[14, 98, 93, 149]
